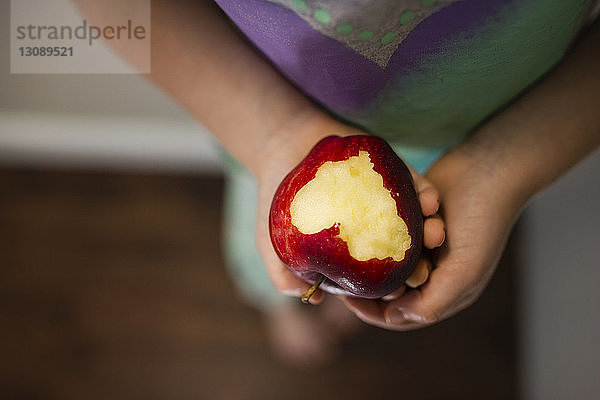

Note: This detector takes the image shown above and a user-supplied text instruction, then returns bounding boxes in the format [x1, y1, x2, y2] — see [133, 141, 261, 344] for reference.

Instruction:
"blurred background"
[1, 1, 599, 399]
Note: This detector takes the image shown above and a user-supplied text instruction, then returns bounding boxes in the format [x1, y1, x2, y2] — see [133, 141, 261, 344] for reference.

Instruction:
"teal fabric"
[222, 154, 296, 309]
[345, 0, 591, 168]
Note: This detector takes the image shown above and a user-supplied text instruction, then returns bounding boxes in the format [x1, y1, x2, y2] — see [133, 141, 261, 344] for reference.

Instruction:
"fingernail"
[308, 291, 323, 305]
[279, 288, 304, 297]
[386, 307, 407, 325]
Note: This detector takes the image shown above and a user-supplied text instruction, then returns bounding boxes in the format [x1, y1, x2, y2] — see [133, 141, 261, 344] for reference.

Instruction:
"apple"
[269, 135, 423, 301]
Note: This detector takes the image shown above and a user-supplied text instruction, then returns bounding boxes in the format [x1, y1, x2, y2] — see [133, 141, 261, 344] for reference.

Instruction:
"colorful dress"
[216, 0, 599, 308]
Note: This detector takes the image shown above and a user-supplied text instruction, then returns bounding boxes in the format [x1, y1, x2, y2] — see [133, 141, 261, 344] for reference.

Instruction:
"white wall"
[0, 0, 220, 173]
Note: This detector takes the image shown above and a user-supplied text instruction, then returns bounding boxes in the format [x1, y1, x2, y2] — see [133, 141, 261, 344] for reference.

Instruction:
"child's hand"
[253, 126, 446, 305]
[254, 133, 325, 302]
[341, 148, 523, 330]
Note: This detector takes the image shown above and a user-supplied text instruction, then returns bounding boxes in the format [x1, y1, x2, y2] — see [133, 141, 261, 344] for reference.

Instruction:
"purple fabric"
[214, 0, 510, 113]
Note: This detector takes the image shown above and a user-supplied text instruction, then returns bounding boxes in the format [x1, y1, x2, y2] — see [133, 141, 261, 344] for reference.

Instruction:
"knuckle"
[421, 309, 442, 324]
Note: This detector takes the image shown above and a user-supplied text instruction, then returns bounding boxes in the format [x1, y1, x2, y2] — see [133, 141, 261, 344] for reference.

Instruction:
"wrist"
[449, 128, 534, 215]
[256, 105, 362, 179]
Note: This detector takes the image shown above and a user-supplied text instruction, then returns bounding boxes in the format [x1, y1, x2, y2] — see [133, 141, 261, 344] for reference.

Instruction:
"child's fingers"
[424, 215, 445, 249]
[266, 259, 325, 305]
[257, 224, 325, 304]
[410, 168, 444, 254]
[341, 297, 391, 329]
[381, 285, 407, 301]
[405, 258, 432, 288]
[419, 186, 440, 217]
[343, 296, 424, 331]
[408, 167, 440, 217]
[383, 266, 474, 328]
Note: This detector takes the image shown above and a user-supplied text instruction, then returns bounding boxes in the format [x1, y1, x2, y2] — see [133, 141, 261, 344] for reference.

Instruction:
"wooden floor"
[0, 168, 518, 400]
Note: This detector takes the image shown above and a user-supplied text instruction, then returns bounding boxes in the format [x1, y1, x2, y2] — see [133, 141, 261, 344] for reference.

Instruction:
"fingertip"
[381, 285, 407, 301]
[278, 282, 326, 305]
[307, 289, 325, 305]
[384, 306, 407, 325]
[424, 216, 445, 249]
[278, 287, 306, 298]
[386, 284, 448, 326]
[340, 296, 389, 328]
[339, 295, 361, 309]
[386, 289, 424, 323]
[340, 296, 374, 317]
[405, 259, 431, 288]
[419, 187, 440, 217]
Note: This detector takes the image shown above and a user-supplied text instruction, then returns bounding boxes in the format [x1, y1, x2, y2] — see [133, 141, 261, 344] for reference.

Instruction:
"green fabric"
[222, 154, 296, 309]
[347, 0, 587, 173]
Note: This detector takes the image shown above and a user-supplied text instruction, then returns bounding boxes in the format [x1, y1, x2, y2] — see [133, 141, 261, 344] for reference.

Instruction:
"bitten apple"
[269, 135, 423, 300]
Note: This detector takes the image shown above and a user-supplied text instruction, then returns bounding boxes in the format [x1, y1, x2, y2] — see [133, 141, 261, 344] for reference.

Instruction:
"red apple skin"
[269, 135, 423, 299]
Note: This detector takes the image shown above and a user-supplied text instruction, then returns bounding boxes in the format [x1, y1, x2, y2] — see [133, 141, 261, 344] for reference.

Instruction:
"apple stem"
[301, 275, 325, 304]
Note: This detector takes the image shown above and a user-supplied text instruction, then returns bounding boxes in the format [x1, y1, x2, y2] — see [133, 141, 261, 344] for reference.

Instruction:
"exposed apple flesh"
[290, 151, 412, 263]
[269, 135, 423, 299]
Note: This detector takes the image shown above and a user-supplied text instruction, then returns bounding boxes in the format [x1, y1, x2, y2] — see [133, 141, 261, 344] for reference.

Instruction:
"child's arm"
[73, 0, 353, 173]
[73, 0, 352, 295]
[74, 0, 443, 301]
[343, 20, 600, 330]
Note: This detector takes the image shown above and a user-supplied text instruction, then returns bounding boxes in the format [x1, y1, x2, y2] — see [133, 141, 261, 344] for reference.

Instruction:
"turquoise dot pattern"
[357, 30, 374, 41]
[336, 23, 353, 35]
[297, 3, 422, 46]
[291, 0, 307, 11]
[314, 8, 331, 25]
[400, 10, 416, 25]
[381, 32, 395, 45]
